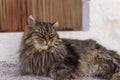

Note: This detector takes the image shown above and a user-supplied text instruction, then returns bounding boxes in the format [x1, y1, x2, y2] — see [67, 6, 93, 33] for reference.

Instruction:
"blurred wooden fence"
[0, 0, 82, 32]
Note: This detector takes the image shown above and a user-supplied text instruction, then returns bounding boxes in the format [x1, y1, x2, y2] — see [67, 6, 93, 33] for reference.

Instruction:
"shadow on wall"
[82, 0, 90, 31]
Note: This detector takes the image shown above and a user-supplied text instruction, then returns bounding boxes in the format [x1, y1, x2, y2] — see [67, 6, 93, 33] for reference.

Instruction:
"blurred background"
[0, 0, 120, 60]
[0, 0, 82, 32]
[0, 1, 120, 80]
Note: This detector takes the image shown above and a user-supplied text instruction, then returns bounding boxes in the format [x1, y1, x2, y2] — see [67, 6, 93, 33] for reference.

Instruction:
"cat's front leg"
[50, 62, 77, 80]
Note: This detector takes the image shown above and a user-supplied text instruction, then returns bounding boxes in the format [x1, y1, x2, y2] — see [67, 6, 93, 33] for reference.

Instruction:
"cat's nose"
[45, 36, 49, 42]
[44, 41, 50, 45]
[43, 41, 48, 45]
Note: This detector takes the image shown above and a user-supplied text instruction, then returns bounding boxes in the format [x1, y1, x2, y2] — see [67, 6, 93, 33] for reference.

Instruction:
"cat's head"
[25, 15, 61, 51]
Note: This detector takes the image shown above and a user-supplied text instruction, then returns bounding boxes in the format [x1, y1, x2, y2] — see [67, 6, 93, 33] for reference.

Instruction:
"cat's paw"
[111, 72, 120, 80]
[50, 68, 72, 80]
[50, 62, 77, 80]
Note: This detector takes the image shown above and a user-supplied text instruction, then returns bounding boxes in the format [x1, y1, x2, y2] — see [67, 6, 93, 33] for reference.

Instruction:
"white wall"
[90, 0, 120, 37]
[88, 0, 120, 53]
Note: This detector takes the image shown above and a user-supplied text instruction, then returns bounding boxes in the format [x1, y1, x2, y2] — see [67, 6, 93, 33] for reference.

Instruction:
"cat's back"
[62, 38, 97, 49]
[61, 38, 120, 63]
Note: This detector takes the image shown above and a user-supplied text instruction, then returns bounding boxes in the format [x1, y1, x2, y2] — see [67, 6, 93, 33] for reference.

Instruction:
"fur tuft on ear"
[53, 21, 59, 28]
[28, 15, 36, 25]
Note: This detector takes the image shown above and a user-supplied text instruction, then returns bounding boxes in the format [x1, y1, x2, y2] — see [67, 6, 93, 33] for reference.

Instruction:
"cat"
[19, 15, 120, 80]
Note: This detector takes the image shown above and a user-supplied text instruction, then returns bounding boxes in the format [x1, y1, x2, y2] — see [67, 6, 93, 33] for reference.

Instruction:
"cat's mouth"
[40, 45, 49, 50]
[35, 45, 56, 52]
[34, 43, 49, 50]
[34, 42, 55, 51]
[33, 40, 58, 51]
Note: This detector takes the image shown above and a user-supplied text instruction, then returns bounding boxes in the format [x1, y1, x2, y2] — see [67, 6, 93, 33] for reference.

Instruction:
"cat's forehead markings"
[48, 26, 52, 31]
[36, 22, 54, 35]
[41, 27, 45, 33]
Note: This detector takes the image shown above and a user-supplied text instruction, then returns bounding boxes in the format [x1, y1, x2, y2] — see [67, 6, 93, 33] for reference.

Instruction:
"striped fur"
[19, 16, 120, 80]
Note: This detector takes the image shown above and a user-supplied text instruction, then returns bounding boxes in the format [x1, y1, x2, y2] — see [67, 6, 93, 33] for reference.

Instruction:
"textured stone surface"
[0, 59, 104, 80]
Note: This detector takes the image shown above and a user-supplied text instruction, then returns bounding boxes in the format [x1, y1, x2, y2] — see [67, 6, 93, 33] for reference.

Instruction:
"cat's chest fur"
[25, 44, 68, 76]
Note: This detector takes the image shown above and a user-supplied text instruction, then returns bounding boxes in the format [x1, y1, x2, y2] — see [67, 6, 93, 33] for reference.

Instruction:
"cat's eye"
[49, 34, 56, 38]
[39, 34, 45, 38]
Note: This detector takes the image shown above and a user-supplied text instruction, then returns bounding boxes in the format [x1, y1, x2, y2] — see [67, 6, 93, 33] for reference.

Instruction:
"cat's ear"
[53, 21, 59, 28]
[28, 15, 36, 25]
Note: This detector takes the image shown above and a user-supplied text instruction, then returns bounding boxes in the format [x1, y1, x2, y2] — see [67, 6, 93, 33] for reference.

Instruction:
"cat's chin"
[34, 45, 55, 52]
[35, 46, 48, 51]
[41, 46, 49, 50]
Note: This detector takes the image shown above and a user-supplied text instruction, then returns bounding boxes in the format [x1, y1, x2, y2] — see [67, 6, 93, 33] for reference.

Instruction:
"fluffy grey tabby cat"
[19, 15, 120, 80]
